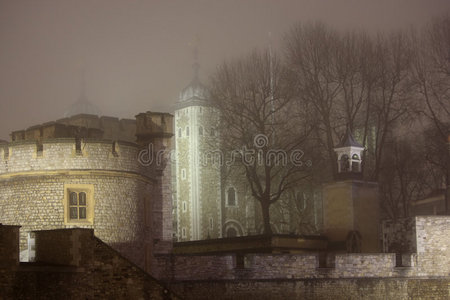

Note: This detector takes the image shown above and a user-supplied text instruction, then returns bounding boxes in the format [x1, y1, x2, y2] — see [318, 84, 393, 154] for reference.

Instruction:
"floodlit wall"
[0, 139, 155, 269]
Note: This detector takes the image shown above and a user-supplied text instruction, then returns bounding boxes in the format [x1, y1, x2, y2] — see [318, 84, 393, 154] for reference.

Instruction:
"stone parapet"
[155, 216, 450, 281]
[0, 139, 152, 178]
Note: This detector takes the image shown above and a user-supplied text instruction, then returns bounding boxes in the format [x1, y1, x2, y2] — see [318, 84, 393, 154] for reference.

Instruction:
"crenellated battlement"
[11, 114, 137, 144]
[0, 138, 151, 177]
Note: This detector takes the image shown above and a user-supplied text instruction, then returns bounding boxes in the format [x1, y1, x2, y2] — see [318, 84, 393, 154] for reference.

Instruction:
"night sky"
[0, 0, 448, 140]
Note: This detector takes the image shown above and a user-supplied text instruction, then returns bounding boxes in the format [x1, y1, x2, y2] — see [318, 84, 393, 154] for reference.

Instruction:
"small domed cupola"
[334, 130, 365, 174]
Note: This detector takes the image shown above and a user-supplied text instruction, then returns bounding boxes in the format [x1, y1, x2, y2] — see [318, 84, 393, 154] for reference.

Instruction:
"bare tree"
[284, 23, 342, 179]
[379, 137, 427, 219]
[210, 49, 313, 235]
[285, 23, 413, 181]
[410, 16, 450, 213]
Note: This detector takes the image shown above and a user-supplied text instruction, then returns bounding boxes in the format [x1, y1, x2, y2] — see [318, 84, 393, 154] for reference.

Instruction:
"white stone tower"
[174, 60, 222, 241]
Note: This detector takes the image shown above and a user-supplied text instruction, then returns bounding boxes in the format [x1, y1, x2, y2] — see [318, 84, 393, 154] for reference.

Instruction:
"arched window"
[65, 185, 93, 225]
[340, 154, 350, 172]
[227, 187, 236, 206]
[199, 126, 203, 136]
[352, 154, 359, 160]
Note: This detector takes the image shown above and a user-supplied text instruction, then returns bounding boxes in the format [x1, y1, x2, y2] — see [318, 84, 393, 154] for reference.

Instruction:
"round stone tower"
[0, 116, 173, 273]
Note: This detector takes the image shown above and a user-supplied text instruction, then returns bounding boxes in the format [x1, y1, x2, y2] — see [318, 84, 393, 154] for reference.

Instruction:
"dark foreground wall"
[0, 227, 180, 300]
[170, 278, 450, 300]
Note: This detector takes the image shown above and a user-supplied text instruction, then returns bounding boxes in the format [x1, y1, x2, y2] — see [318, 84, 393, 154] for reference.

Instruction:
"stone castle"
[0, 109, 174, 273]
[0, 70, 449, 299]
[173, 70, 322, 241]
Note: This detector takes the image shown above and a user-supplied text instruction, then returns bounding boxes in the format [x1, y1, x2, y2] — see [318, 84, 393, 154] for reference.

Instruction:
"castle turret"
[135, 112, 174, 256]
[322, 131, 380, 253]
[174, 59, 222, 241]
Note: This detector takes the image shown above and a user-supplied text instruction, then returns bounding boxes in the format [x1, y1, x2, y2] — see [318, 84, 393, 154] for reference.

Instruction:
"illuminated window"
[227, 187, 237, 206]
[64, 185, 94, 224]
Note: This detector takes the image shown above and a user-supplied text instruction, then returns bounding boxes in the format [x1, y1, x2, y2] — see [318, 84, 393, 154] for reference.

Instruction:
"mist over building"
[0, 1, 449, 299]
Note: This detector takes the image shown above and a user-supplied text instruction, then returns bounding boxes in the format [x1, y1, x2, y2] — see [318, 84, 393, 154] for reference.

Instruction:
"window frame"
[226, 186, 237, 207]
[64, 184, 94, 225]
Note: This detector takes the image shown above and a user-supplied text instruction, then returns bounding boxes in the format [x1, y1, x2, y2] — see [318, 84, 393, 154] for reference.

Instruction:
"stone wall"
[415, 216, 450, 277]
[154, 216, 450, 283]
[169, 278, 450, 300]
[0, 139, 156, 271]
[11, 113, 137, 143]
[0, 227, 180, 299]
[0, 224, 20, 267]
[0, 139, 150, 175]
[1, 216, 450, 299]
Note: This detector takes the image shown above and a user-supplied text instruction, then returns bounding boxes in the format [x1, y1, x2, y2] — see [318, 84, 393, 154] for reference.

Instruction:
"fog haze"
[0, 0, 448, 140]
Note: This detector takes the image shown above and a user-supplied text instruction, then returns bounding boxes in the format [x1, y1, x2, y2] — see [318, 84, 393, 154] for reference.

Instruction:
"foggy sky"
[0, 0, 449, 140]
